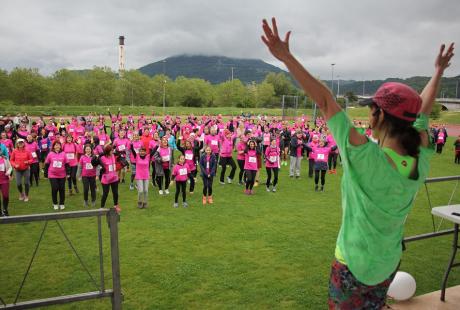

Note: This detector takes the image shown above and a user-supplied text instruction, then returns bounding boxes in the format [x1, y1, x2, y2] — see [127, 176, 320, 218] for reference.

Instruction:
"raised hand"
[261, 18, 292, 62]
[435, 43, 455, 72]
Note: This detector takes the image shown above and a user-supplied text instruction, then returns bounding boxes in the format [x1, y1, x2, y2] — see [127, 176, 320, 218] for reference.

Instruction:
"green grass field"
[1, 139, 460, 309]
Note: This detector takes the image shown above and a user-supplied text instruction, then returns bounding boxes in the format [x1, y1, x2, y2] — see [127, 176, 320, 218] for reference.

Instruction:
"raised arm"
[261, 18, 341, 121]
[419, 43, 455, 115]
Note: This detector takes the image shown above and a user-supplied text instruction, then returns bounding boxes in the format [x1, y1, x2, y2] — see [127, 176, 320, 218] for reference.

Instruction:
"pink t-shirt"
[172, 163, 189, 182]
[311, 146, 332, 163]
[130, 141, 143, 163]
[46, 151, 68, 179]
[100, 155, 119, 184]
[0, 157, 11, 184]
[79, 154, 96, 177]
[135, 154, 151, 180]
[63, 143, 78, 167]
[205, 135, 220, 154]
[265, 146, 280, 168]
[159, 147, 171, 170]
[236, 142, 246, 160]
[25, 141, 39, 163]
[184, 149, 196, 171]
[244, 149, 258, 171]
[113, 138, 130, 153]
[220, 135, 234, 158]
[263, 133, 271, 146]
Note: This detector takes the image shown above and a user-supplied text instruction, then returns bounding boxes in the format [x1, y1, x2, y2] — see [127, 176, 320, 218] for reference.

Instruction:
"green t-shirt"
[327, 111, 434, 285]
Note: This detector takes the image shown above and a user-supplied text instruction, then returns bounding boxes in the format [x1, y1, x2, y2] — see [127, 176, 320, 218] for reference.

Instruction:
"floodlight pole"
[331, 63, 335, 98]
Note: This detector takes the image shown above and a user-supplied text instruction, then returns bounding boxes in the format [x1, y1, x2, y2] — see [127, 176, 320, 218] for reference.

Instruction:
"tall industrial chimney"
[118, 36, 125, 76]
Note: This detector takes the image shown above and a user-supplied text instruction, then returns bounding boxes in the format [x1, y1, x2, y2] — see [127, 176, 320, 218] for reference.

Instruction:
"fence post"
[107, 208, 122, 310]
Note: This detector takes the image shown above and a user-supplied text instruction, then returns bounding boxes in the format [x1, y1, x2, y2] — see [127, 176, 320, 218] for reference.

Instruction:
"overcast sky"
[1, 0, 459, 80]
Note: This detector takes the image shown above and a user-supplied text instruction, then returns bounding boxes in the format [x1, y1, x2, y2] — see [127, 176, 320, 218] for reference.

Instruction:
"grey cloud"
[0, 0, 458, 79]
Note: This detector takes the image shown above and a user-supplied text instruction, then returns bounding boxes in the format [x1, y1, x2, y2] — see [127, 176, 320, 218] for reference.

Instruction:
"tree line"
[0, 67, 307, 108]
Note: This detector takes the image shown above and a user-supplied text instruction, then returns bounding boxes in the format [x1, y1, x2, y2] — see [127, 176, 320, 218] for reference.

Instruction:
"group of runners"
[0, 108, 353, 215]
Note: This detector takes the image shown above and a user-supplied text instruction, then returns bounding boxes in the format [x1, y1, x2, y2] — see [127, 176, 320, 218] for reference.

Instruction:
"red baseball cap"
[359, 82, 421, 122]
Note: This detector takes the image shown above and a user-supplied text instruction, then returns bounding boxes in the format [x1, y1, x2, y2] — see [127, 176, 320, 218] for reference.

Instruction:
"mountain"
[138, 55, 287, 84]
[324, 75, 460, 98]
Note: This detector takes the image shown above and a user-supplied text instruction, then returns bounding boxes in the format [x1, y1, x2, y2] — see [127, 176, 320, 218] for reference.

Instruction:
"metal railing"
[0, 208, 122, 309]
[404, 175, 460, 245]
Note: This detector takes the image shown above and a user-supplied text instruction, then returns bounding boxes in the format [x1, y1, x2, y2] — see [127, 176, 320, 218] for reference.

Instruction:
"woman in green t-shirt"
[261, 17, 454, 309]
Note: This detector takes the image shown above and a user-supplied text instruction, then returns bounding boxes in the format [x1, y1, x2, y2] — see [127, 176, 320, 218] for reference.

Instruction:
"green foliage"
[344, 91, 358, 103]
[264, 72, 296, 97]
[430, 102, 442, 119]
[83, 67, 120, 105]
[8, 68, 49, 105]
[171, 77, 214, 107]
[214, 79, 248, 107]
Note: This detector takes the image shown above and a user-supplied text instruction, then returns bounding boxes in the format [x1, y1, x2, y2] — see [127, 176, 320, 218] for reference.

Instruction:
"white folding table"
[431, 204, 460, 301]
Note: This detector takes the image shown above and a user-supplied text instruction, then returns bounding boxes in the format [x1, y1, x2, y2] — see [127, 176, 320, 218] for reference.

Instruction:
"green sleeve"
[326, 111, 353, 162]
[413, 113, 429, 132]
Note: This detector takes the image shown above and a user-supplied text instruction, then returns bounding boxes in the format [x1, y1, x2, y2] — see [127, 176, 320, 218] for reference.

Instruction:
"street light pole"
[362, 80, 365, 96]
[162, 80, 166, 112]
[336, 75, 341, 97]
[331, 63, 335, 97]
[231, 67, 234, 81]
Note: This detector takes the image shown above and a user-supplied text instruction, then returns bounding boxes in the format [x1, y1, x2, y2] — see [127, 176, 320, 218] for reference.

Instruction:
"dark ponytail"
[383, 111, 421, 158]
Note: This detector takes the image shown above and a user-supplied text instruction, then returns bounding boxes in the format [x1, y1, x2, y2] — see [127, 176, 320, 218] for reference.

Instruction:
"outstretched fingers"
[272, 17, 279, 38]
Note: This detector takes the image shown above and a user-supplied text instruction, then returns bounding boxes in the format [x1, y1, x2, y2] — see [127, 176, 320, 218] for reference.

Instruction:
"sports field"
[1, 139, 459, 309]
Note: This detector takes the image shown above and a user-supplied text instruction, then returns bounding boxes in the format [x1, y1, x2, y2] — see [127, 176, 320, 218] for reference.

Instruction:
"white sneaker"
[227, 177, 232, 184]
[173, 202, 178, 208]
[272, 187, 277, 192]
[266, 187, 270, 192]
[165, 189, 170, 194]
[159, 190, 164, 195]
[59, 205, 65, 210]
[53, 205, 59, 210]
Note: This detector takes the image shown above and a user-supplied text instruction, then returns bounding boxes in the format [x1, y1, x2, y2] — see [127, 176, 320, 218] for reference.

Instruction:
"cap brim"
[358, 98, 374, 106]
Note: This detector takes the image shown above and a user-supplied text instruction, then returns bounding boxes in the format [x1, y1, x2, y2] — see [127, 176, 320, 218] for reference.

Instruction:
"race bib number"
[248, 156, 257, 163]
[161, 155, 170, 162]
[269, 156, 277, 163]
[179, 168, 187, 176]
[134, 148, 140, 154]
[53, 160, 62, 168]
[185, 153, 193, 160]
[118, 144, 126, 151]
[317, 153, 325, 160]
[264, 137, 270, 142]
[127, 134, 133, 139]
[85, 163, 93, 170]
[108, 164, 115, 172]
[31, 152, 37, 158]
[0, 164, 4, 172]
[66, 153, 75, 160]
[206, 162, 210, 169]
[69, 128, 74, 133]
[211, 140, 218, 146]
[41, 144, 48, 149]
[99, 140, 105, 145]
[48, 132, 54, 137]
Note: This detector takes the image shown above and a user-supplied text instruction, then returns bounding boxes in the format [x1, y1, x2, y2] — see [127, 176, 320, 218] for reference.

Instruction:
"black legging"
[151, 162, 156, 186]
[29, 162, 40, 186]
[328, 153, 338, 170]
[175, 181, 187, 203]
[202, 175, 213, 196]
[245, 170, 256, 190]
[82, 176, 97, 203]
[101, 181, 119, 208]
[266, 167, 279, 187]
[220, 157, 236, 182]
[49, 178, 66, 205]
[237, 159, 245, 183]
[156, 169, 171, 190]
[189, 170, 197, 192]
[308, 159, 315, 177]
[436, 143, 444, 154]
[67, 166, 78, 190]
[314, 169, 327, 186]
[456, 151, 460, 164]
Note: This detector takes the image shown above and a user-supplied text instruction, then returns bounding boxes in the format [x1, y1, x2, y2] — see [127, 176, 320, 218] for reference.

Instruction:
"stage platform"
[391, 285, 460, 310]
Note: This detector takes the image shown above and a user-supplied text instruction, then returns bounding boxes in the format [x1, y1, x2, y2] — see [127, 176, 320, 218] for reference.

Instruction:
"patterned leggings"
[328, 260, 397, 310]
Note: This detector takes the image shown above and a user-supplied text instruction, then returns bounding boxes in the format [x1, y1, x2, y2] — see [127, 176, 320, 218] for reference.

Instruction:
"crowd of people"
[0, 109, 350, 215]
[0, 105, 457, 217]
